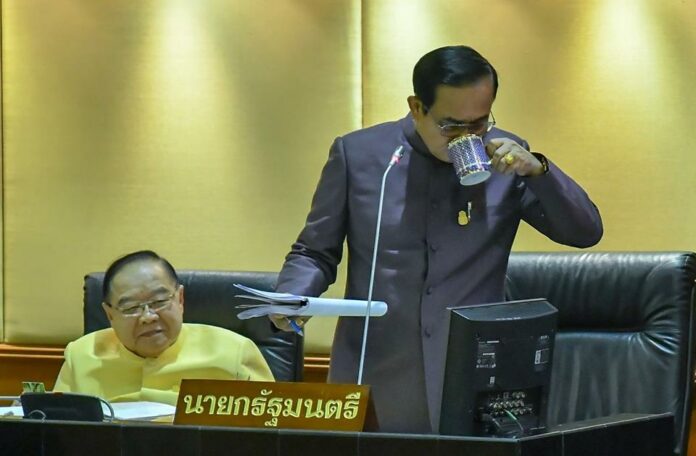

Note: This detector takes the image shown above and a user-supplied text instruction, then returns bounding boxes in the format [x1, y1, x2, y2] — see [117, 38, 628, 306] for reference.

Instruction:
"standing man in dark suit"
[272, 45, 602, 433]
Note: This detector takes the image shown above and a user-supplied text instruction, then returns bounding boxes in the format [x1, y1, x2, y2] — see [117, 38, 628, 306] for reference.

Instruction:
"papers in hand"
[233, 284, 388, 319]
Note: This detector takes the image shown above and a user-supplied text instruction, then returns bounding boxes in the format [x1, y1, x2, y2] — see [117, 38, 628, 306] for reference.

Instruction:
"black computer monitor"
[439, 298, 558, 438]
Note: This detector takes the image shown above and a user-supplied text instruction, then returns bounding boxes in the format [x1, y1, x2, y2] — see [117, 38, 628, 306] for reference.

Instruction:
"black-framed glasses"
[105, 286, 179, 318]
[436, 111, 496, 137]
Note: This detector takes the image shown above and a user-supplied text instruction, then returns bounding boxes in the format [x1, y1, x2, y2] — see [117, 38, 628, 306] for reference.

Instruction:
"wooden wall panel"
[0, 345, 64, 404]
[1, 0, 359, 356]
[362, 0, 696, 252]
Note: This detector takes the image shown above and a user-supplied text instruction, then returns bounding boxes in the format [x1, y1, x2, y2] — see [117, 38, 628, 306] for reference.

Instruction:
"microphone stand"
[357, 145, 404, 385]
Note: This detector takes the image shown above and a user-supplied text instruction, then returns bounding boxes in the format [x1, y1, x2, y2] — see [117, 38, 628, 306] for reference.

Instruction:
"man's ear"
[177, 285, 185, 311]
[407, 95, 425, 118]
[101, 302, 114, 322]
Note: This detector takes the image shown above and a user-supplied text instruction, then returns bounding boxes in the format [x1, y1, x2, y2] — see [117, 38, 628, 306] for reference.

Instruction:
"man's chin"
[429, 148, 451, 163]
[134, 336, 171, 358]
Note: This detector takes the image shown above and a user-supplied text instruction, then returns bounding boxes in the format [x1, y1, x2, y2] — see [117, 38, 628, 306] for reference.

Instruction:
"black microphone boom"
[357, 145, 404, 385]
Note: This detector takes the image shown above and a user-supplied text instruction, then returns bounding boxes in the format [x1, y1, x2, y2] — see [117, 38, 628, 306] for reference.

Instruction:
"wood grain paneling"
[2, 0, 360, 348]
[0, 344, 64, 404]
[303, 355, 330, 383]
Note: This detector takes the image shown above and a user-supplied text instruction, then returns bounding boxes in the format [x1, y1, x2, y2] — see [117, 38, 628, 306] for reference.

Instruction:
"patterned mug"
[447, 134, 491, 186]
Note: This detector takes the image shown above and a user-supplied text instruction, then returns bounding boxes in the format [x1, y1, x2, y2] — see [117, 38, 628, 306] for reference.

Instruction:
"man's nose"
[138, 306, 159, 323]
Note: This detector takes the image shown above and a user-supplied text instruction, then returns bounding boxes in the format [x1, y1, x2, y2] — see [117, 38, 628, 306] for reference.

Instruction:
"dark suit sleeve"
[275, 137, 349, 296]
[517, 145, 603, 248]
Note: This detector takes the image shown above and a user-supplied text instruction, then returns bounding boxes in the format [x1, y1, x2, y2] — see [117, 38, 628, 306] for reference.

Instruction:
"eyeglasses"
[106, 287, 179, 318]
[435, 112, 496, 137]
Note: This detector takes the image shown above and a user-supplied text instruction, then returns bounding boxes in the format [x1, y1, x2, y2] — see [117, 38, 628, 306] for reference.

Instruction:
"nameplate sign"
[173, 379, 375, 431]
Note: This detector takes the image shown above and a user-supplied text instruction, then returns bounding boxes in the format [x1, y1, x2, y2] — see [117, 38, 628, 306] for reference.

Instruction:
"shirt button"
[429, 244, 438, 252]
[431, 202, 438, 210]
[424, 328, 432, 338]
[426, 286, 433, 295]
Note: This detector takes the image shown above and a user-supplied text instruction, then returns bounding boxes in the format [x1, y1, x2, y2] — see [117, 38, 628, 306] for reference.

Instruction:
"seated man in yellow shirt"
[53, 250, 274, 405]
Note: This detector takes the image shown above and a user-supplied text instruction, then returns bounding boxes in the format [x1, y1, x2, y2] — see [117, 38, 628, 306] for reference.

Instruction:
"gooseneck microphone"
[357, 145, 405, 385]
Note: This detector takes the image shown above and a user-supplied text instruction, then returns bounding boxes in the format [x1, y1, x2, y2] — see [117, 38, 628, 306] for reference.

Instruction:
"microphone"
[357, 145, 404, 385]
[389, 146, 405, 165]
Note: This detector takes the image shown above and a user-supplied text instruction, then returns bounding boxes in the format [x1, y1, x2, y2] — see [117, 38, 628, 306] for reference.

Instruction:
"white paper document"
[0, 406, 23, 417]
[233, 284, 388, 319]
[108, 401, 176, 420]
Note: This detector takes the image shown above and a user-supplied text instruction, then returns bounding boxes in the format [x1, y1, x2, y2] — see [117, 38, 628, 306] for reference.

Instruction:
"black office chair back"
[506, 251, 696, 455]
[83, 270, 303, 382]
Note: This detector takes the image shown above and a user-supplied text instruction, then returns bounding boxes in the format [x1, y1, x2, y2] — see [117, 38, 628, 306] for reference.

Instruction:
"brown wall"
[1, 0, 695, 448]
[2, 0, 695, 357]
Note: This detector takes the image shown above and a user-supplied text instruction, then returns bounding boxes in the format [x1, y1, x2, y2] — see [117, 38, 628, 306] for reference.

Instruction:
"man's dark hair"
[102, 250, 179, 302]
[413, 45, 499, 111]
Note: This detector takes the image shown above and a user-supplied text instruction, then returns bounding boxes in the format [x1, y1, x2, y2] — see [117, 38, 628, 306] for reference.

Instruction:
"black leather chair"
[506, 252, 696, 455]
[83, 270, 303, 382]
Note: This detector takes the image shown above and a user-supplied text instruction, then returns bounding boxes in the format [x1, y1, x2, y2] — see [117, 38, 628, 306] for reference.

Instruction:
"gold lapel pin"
[458, 210, 469, 226]
[458, 202, 473, 226]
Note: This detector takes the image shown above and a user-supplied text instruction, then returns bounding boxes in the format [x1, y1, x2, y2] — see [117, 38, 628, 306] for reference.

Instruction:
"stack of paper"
[108, 401, 176, 420]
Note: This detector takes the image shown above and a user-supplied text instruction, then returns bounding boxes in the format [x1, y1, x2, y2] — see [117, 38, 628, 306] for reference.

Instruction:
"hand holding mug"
[485, 138, 544, 177]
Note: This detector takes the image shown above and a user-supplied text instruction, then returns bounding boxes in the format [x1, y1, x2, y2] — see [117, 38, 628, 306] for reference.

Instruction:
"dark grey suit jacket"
[277, 114, 603, 433]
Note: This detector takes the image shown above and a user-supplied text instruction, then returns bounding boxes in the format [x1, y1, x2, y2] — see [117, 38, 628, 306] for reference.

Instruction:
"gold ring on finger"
[504, 153, 515, 165]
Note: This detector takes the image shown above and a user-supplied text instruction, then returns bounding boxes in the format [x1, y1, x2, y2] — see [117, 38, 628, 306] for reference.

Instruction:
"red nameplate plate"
[173, 379, 377, 431]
